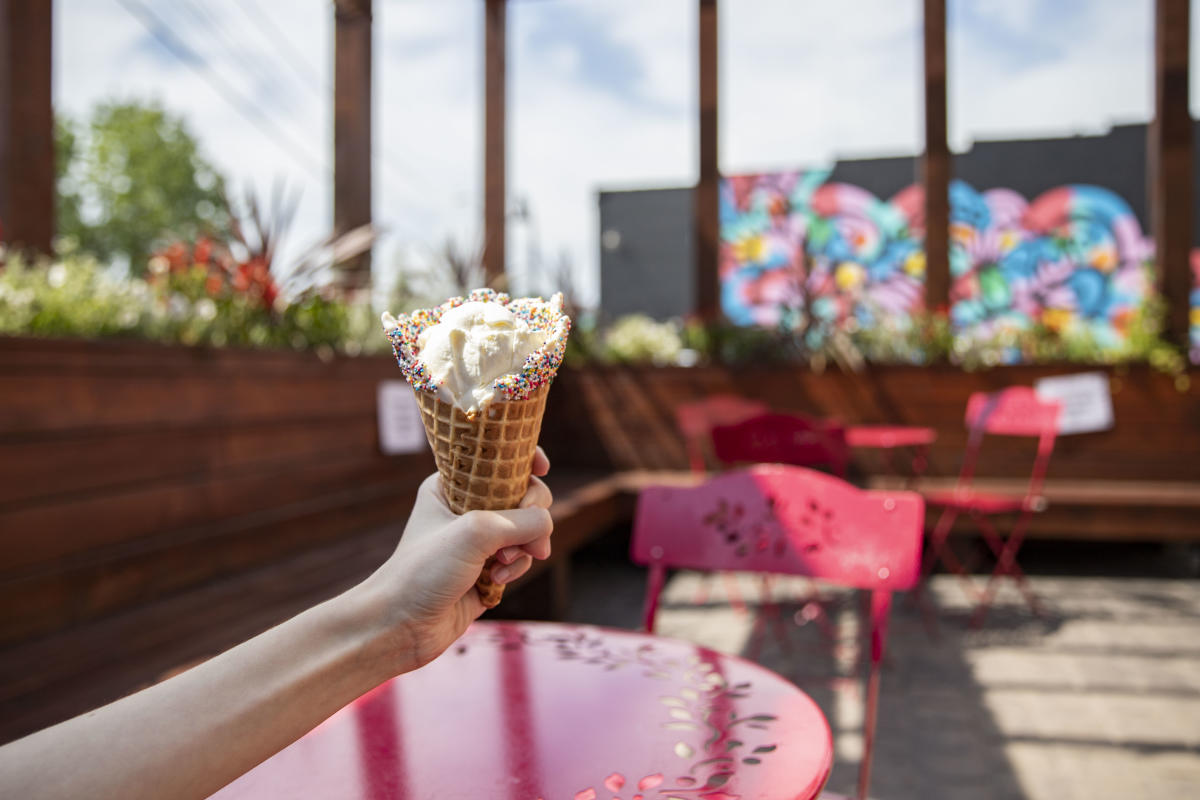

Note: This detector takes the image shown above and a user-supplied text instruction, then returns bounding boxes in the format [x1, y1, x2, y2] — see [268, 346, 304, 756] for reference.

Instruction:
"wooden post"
[0, 0, 54, 255]
[483, 0, 506, 288]
[694, 0, 720, 319]
[921, 0, 950, 312]
[333, 0, 372, 291]
[1150, 0, 1193, 346]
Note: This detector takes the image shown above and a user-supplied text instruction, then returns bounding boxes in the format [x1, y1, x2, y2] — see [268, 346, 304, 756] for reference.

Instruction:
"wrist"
[338, 573, 421, 684]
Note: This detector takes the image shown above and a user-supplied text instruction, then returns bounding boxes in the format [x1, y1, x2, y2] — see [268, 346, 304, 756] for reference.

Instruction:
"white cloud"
[949, 0, 1153, 148]
[55, 0, 1166, 310]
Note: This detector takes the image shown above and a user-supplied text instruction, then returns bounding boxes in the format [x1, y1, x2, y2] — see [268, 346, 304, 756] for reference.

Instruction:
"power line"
[225, 0, 447, 204]
[230, 0, 327, 97]
[115, 0, 328, 180]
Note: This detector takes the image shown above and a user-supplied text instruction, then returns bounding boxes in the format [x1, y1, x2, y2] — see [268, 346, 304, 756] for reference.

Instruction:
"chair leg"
[757, 575, 793, 655]
[747, 603, 768, 661]
[725, 571, 749, 614]
[912, 507, 963, 636]
[910, 444, 929, 486]
[857, 663, 881, 800]
[793, 579, 838, 646]
[857, 591, 891, 800]
[919, 506, 959, 581]
[969, 513, 1041, 628]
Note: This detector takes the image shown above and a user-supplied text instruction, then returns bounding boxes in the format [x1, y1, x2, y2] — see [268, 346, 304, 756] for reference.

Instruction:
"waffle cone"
[415, 383, 551, 607]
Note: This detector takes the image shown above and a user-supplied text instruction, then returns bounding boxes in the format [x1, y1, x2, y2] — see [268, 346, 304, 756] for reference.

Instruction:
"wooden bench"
[868, 477, 1200, 542]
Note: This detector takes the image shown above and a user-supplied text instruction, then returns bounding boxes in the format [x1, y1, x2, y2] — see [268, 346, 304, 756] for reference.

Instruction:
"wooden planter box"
[0, 337, 431, 646]
[542, 362, 1200, 541]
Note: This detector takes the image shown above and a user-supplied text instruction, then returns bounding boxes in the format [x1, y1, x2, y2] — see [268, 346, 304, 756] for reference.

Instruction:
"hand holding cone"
[414, 383, 550, 606]
[383, 289, 570, 607]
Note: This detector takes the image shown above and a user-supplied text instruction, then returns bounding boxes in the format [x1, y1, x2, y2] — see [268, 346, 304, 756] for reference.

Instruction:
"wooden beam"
[333, 0, 372, 291]
[1150, 0, 1193, 346]
[0, 0, 54, 255]
[921, 0, 950, 312]
[483, 0, 506, 288]
[694, 0, 720, 319]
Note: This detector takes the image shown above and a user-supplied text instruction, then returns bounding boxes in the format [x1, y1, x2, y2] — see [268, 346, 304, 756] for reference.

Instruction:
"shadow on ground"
[562, 531, 1200, 800]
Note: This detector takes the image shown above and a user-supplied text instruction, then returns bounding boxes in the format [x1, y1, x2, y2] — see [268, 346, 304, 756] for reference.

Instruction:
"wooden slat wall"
[0, 337, 431, 645]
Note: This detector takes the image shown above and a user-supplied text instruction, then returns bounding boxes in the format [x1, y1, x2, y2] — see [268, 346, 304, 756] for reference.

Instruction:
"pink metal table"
[214, 621, 833, 800]
[845, 424, 936, 482]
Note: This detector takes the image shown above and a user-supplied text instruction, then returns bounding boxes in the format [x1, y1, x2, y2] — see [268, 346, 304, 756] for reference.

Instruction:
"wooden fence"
[541, 363, 1200, 541]
[0, 337, 430, 646]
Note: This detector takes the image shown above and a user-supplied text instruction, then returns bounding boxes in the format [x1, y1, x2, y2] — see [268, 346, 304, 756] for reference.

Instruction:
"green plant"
[849, 311, 954, 366]
[602, 314, 684, 365]
[56, 101, 232, 273]
[0, 250, 383, 355]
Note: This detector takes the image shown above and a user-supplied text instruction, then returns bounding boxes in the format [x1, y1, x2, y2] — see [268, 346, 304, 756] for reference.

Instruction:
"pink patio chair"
[711, 412, 851, 479]
[710, 413, 853, 644]
[632, 465, 924, 800]
[919, 387, 1061, 628]
[675, 394, 770, 473]
[675, 394, 771, 612]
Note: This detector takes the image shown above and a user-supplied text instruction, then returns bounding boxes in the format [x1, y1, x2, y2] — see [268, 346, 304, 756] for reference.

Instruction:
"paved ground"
[562, 537, 1200, 799]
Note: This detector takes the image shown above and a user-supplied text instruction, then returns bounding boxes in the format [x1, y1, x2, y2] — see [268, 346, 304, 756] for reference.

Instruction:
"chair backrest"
[633, 465, 923, 594]
[674, 394, 769, 472]
[711, 412, 850, 478]
[631, 465, 924, 800]
[959, 387, 1061, 501]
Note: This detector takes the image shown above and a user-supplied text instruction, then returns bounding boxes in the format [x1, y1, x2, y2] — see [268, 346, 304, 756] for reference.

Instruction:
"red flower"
[194, 237, 213, 265]
[164, 242, 188, 273]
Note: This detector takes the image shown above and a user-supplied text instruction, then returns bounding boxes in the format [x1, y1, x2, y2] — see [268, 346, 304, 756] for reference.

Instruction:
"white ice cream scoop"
[414, 300, 550, 415]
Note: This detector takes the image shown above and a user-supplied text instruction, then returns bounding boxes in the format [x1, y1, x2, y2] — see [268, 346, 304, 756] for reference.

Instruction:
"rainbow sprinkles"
[381, 288, 571, 403]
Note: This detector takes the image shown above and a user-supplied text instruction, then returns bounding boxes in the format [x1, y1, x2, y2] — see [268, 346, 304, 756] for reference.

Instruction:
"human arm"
[0, 452, 553, 800]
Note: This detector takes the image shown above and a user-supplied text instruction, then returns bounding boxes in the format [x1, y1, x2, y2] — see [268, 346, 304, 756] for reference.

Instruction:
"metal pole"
[0, 0, 54, 256]
[333, 0, 373, 291]
[694, 0, 720, 319]
[922, 0, 950, 313]
[483, 0, 507, 287]
[1150, 0, 1193, 346]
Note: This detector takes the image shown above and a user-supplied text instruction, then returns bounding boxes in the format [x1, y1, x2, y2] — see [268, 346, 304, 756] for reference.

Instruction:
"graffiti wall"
[1192, 251, 1200, 364]
[719, 171, 924, 336]
[719, 171, 1156, 356]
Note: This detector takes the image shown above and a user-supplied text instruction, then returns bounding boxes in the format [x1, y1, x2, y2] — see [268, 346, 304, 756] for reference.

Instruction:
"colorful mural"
[1192, 250, 1200, 364]
[719, 171, 1156, 356]
[719, 170, 924, 337]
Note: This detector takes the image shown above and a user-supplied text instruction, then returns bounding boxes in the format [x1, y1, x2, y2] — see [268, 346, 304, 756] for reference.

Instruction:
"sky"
[54, 0, 1176, 307]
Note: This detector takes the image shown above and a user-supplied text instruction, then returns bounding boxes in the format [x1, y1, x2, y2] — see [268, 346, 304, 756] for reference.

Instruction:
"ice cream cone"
[414, 382, 551, 607]
[383, 289, 570, 609]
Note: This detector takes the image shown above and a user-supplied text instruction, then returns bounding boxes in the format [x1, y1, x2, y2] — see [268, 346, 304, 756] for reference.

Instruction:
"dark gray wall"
[597, 122, 1196, 318]
[598, 188, 694, 320]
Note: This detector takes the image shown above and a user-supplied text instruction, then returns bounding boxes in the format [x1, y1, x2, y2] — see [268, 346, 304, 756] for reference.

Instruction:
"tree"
[56, 101, 231, 273]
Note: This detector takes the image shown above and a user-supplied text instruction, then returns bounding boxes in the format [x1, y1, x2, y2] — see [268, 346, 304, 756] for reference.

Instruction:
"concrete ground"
[562, 537, 1200, 799]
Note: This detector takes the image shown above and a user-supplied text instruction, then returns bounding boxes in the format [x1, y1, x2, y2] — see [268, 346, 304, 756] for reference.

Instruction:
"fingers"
[491, 554, 533, 585]
[531, 446, 550, 477]
[520, 534, 552, 561]
[520, 475, 553, 510]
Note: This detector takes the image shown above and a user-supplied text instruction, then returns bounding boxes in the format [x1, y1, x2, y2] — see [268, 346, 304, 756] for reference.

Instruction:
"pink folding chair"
[711, 412, 851, 479]
[675, 395, 771, 612]
[632, 465, 924, 800]
[675, 394, 769, 473]
[711, 413, 853, 645]
[919, 387, 1060, 628]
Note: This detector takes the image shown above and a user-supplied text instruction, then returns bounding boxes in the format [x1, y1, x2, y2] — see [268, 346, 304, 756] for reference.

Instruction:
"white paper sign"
[1034, 372, 1114, 436]
[377, 381, 427, 455]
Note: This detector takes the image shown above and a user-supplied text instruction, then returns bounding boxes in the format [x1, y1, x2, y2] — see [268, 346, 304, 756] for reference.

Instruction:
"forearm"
[0, 582, 402, 800]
